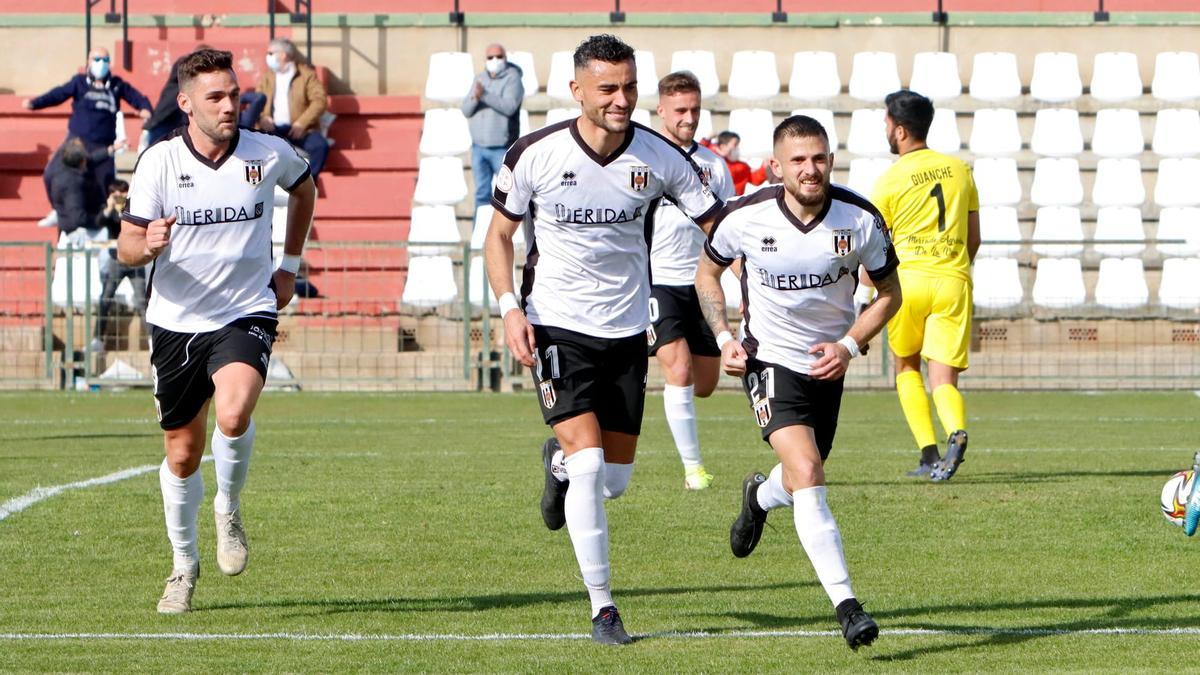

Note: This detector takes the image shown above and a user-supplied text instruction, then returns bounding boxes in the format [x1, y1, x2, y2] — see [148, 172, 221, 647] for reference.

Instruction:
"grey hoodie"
[460, 62, 524, 148]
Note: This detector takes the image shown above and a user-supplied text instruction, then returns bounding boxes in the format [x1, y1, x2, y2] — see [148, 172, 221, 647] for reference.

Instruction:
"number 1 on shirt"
[929, 182, 946, 232]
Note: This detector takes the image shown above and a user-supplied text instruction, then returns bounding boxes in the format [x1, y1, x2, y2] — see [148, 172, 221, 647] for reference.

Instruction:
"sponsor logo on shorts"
[539, 379, 557, 409]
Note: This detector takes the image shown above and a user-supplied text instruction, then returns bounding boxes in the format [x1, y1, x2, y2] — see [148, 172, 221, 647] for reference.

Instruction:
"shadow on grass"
[203, 581, 813, 616]
[836, 468, 1181, 487]
[3, 433, 161, 443]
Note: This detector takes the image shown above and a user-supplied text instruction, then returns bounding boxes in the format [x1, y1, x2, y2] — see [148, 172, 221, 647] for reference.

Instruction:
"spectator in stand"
[239, 38, 329, 181]
[461, 43, 524, 209]
[142, 45, 212, 148]
[704, 130, 766, 196]
[47, 138, 105, 247]
[24, 46, 152, 202]
[91, 179, 145, 353]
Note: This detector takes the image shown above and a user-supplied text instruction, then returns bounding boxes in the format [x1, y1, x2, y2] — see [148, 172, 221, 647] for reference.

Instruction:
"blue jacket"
[30, 74, 153, 147]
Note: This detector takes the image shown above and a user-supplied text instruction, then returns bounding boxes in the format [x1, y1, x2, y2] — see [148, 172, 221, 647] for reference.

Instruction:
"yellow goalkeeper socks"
[896, 370, 937, 450]
[932, 384, 967, 437]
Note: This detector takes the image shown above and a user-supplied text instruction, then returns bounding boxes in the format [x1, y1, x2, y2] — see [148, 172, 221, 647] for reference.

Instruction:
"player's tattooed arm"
[695, 255, 731, 337]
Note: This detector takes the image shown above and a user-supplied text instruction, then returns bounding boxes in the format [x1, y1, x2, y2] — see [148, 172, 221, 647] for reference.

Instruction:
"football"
[1161, 470, 1195, 526]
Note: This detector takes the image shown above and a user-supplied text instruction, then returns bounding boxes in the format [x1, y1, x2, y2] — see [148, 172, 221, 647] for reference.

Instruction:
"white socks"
[212, 419, 255, 515]
[563, 447, 613, 617]
[756, 463, 793, 512]
[792, 486, 855, 607]
[603, 462, 633, 499]
[159, 460, 203, 571]
[662, 384, 702, 469]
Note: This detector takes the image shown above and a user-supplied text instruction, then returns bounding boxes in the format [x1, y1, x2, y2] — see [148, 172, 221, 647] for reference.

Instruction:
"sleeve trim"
[866, 249, 900, 282]
[491, 198, 525, 222]
[121, 211, 153, 227]
[703, 240, 733, 267]
[284, 168, 312, 193]
[690, 197, 724, 225]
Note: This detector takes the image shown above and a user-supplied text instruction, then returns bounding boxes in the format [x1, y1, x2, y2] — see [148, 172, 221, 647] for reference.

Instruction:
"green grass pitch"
[1, 389, 1198, 672]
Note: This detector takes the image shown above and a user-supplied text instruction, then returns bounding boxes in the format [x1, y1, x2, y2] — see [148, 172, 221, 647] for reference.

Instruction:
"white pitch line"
[1, 627, 1197, 642]
[0, 457, 212, 523]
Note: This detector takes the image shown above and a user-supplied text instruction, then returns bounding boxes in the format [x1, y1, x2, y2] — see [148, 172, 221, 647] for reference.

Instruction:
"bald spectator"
[461, 43, 524, 209]
[24, 47, 152, 210]
[239, 38, 329, 181]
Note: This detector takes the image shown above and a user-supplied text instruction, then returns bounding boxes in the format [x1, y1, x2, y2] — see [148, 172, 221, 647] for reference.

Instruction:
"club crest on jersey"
[539, 379, 557, 409]
[244, 159, 264, 186]
[698, 166, 712, 184]
[833, 229, 854, 257]
[630, 166, 650, 192]
[753, 397, 772, 428]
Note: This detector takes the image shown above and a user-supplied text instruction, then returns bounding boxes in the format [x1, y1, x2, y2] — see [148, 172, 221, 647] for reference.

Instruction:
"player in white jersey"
[647, 71, 735, 491]
[695, 115, 902, 650]
[485, 35, 721, 644]
[117, 49, 315, 614]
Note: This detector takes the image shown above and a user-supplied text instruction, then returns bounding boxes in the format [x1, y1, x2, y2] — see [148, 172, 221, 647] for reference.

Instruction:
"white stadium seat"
[467, 256, 497, 311]
[973, 257, 1024, 309]
[909, 52, 962, 101]
[1156, 207, 1200, 256]
[789, 51, 841, 100]
[543, 107, 581, 128]
[926, 108, 961, 153]
[631, 109, 652, 126]
[519, 109, 530, 136]
[413, 156, 468, 206]
[470, 204, 494, 250]
[1032, 206, 1084, 257]
[846, 108, 889, 157]
[721, 268, 743, 308]
[728, 50, 780, 100]
[969, 52, 1022, 101]
[1152, 109, 1200, 157]
[1030, 158, 1083, 207]
[1091, 159, 1145, 208]
[1152, 51, 1200, 102]
[546, 51, 575, 101]
[1094, 258, 1149, 309]
[848, 51, 901, 102]
[635, 50, 659, 98]
[846, 157, 893, 196]
[670, 50, 720, 98]
[402, 255, 458, 308]
[1032, 258, 1086, 308]
[1090, 52, 1142, 102]
[507, 51, 540, 98]
[978, 206, 1022, 257]
[1093, 206, 1145, 257]
[1031, 52, 1083, 103]
[1030, 108, 1082, 157]
[1159, 257, 1200, 309]
[419, 108, 472, 156]
[973, 157, 1022, 207]
[50, 251, 102, 308]
[424, 52, 475, 103]
[1155, 158, 1200, 207]
[1090, 109, 1144, 158]
[791, 108, 839, 150]
[969, 108, 1022, 156]
[728, 108, 775, 158]
[408, 205, 461, 255]
[697, 109, 713, 141]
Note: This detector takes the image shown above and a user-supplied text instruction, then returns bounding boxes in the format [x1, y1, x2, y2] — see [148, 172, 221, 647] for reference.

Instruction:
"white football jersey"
[493, 119, 721, 338]
[649, 142, 734, 286]
[705, 184, 898, 375]
[123, 128, 310, 333]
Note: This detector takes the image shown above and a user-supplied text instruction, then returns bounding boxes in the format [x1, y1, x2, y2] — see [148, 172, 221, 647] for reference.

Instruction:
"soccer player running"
[647, 71, 735, 491]
[872, 90, 979, 481]
[695, 115, 902, 650]
[485, 35, 721, 644]
[118, 49, 315, 613]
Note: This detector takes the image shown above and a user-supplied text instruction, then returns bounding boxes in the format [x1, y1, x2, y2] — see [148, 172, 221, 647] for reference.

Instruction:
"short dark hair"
[108, 179, 129, 194]
[178, 48, 235, 90]
[884, 89, 934, 141]
[715, 130, 740, 146]
[61, 138, 87, 169]
[773, 114, 829, 147]
[658, 71, 701, 97]
[573, 34, 635, 70]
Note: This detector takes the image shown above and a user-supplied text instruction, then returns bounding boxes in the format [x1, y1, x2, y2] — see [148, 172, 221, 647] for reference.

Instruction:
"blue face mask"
[89, 59, 110, 80]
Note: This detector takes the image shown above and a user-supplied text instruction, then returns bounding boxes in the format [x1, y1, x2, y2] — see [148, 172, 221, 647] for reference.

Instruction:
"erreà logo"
[761, 236, 778, 252]
[178, 174, 194, 188]
[561, 170, 577, 187]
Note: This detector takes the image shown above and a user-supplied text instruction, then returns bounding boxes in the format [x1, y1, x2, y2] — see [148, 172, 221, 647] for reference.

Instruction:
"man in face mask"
[239, 39, 330, 181]
[25, 47, 153, 218]
[461, 43, 524, 209]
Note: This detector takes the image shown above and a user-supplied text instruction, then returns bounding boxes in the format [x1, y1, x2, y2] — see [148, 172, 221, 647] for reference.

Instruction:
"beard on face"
[584, 104, 630, 134]
[887, 128, 900, 155]
[198, 113, 236, 144]
[787, 172, 829, 207]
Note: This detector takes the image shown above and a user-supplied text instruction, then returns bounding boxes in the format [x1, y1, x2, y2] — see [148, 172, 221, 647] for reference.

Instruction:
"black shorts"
[647, 284, 721, 357]
[741, 358, 845, 459]
[150, 315, 277, 430]
[530, 324, 648, 436]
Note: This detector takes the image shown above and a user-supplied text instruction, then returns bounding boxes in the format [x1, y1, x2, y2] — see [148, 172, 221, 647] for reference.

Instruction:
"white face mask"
[266, 53, 280, 72]
[485, 57, 505, 74]
[727, 147, 740, 162]
[89, 60, 110, 80]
